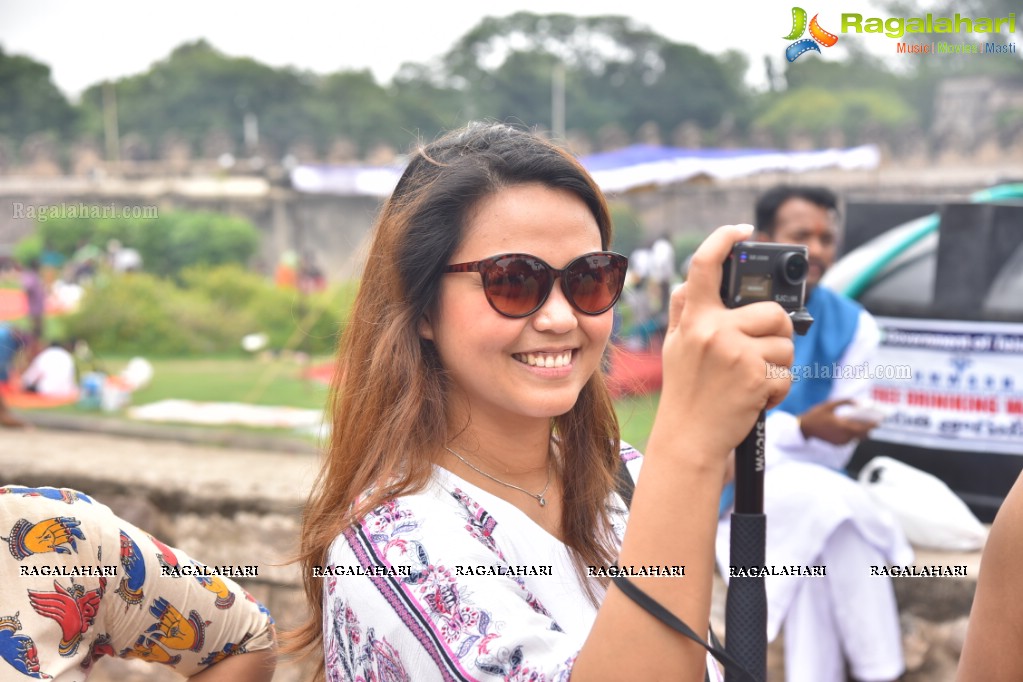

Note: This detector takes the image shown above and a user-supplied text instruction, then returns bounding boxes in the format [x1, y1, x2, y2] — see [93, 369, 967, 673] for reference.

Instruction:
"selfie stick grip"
[725, 512, 767, 682]
[725, 409, 767, 682]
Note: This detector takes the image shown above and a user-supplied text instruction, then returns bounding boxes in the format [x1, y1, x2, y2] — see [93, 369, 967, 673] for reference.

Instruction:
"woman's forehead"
[455, 184, 603, 261]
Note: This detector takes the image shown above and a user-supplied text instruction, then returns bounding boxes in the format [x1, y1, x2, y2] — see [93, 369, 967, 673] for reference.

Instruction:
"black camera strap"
[614, 458, 755, 682]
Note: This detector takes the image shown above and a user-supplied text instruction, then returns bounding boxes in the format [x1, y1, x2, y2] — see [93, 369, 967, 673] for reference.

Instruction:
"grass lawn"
[26, 354, 660, 447]
[615, 392, 659, 451]
[104, 356, 332, 410]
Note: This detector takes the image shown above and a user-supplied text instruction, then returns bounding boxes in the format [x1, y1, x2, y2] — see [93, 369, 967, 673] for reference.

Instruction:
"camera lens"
[779, 252, 809, 285]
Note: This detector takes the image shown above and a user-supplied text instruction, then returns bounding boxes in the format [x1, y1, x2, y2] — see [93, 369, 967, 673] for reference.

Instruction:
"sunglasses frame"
[444, 251, 628, 318]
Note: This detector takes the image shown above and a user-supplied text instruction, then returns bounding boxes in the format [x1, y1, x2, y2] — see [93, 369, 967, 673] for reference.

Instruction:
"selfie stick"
[725, 309, 811, 682]
[724, 410, 767, 682]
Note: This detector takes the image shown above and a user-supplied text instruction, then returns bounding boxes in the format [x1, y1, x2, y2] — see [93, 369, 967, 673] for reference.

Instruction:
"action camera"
[721, 242, 813, 335]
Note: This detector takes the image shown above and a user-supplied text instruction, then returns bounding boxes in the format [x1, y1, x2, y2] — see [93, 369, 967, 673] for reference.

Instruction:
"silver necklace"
[444, 446, 552, 507]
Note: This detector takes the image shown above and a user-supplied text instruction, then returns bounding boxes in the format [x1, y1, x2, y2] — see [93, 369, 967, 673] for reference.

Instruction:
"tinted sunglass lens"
[486, 257, 550, 317]
[566, 255, 626, 314]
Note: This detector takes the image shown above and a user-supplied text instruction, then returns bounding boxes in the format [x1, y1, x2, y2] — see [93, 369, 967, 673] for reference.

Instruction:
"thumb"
[684, 223, 755, 309]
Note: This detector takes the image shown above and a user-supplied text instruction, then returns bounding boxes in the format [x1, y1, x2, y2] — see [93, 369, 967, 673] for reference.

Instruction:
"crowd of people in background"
[0, 240, 335, 429]
[0, 241, 144, 428]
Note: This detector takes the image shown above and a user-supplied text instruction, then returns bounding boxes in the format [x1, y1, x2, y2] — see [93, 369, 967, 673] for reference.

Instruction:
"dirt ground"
[1, 425, 318, 500]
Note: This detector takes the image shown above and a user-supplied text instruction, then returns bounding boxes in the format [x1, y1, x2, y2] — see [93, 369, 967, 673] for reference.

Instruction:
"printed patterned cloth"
[0, 485, 275, 680]
[323, 443, 726, 681]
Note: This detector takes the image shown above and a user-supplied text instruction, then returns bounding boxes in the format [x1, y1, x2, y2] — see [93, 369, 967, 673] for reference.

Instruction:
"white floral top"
[322, 443, 644, 681]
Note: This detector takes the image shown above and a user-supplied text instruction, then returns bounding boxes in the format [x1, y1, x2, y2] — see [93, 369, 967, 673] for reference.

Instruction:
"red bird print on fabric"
[27, 579, 105, 657]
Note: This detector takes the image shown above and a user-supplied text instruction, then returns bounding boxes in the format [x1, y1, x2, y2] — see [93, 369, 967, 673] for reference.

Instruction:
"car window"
[984, 242, 1023, 316]
[858, 233, 937, 316]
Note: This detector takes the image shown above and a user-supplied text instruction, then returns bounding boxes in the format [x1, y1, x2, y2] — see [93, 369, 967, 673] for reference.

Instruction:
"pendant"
[538, 496, 547, 507]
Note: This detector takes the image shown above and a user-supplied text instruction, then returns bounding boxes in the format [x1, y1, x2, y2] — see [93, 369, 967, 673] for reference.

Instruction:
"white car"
[823, 183, 1023, 522]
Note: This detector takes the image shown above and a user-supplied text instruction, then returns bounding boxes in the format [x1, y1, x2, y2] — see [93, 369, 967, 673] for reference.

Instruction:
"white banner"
[870, 317, 1023, 456]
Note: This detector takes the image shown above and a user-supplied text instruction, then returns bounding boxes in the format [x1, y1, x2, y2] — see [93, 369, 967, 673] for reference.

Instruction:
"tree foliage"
[79, 40, 320, 157]
[755, 88, 917, 144]
[0, 47, 77, 146]
[0, 8, 1019, 162]
[66, 264, 348, 355]
[439, 13, 748, 137]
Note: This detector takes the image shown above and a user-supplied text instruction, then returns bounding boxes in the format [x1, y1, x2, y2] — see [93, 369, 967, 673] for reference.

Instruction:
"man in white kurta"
[716, 186, 912, 682]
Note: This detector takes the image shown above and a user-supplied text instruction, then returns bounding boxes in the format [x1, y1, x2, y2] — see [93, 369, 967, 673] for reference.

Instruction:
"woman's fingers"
[656, 222, 803, 453]
[733, 300, 795, 339]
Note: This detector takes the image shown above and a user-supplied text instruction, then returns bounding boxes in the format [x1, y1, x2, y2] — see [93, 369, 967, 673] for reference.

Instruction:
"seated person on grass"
[22, 340, 77, 396]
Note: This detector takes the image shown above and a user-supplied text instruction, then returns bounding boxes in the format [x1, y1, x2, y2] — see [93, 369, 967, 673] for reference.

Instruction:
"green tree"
[783, 53, 903, 92]
[0, 46, 77, 146]
[755, 87, 917, 144]
[58, 16, 765, 160]
[311, 70, 404, 155]
[439, 12, 749, 139]
[23, 208, 260, 279]
[389, 63, 464, 145]
[633, 44, 748, 133]
[79, 40, 319, 157]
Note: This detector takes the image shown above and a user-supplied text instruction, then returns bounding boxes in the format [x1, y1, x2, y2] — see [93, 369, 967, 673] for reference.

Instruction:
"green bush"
[138, 211, 260, 278]
[12, 233, 43, 265]
[180, 263, 266, 310]
[65, 273, 254, 356]
[64, 263, 357, 357]
[180, 264, 357, 354]
[243, 287, 325, 352]
[16, 208, 260, 279]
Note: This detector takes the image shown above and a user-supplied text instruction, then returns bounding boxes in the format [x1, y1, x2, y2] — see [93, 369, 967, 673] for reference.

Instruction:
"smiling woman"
[424, 183, 617, 429]
[286, 122, 795, 682]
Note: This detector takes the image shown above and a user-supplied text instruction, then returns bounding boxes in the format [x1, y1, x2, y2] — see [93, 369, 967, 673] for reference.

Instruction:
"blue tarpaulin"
[291, 144, 881, 197]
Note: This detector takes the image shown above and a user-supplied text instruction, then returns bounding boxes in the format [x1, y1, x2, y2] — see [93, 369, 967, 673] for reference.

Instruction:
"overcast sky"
[1, 0, 936, 99]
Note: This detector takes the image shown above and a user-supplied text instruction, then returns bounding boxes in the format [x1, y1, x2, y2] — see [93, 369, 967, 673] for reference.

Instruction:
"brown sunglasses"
[444, 251, 628, 318]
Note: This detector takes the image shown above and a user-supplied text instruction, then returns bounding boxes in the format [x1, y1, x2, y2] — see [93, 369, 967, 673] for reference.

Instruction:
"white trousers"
[783, 520, 904, 682]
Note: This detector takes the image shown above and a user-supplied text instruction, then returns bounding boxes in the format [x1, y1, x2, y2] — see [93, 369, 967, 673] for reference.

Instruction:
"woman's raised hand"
[657, 224, 795, 459]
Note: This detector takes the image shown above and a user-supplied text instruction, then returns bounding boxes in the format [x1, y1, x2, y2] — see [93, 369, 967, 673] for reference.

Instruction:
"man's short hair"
[755, 185, 839, 236]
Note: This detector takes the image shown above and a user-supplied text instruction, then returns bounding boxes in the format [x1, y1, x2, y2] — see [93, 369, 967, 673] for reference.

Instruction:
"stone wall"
[3, 160, 1018, 283]
[0, 181, 381, 283]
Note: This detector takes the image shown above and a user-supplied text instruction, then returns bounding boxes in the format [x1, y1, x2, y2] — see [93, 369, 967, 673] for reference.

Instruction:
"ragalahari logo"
[784, 7, 839, 61]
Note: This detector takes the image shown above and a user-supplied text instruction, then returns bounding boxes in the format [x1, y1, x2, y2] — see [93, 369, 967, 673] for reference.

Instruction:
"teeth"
[514, 351, 573, 368]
